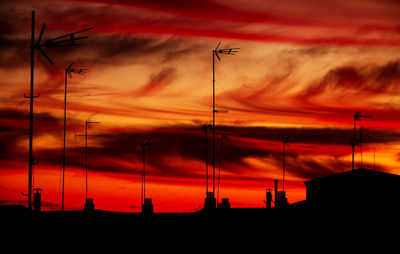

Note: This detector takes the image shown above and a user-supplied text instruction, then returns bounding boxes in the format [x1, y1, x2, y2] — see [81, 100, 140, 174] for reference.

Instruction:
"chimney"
[266, 189, 272, 208]
[84, 198, 95, 212]
[33, 188, 42, 212]
[142, 198, 154, 215]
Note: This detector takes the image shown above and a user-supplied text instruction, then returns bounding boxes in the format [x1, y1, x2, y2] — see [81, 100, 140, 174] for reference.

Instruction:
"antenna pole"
[207, 43, 238, 207]
[85, 120, 88, 201]
[352, 116, 356, 170]
[25, 11, 92, 210]
[141, 148, 143, 205]
[283, 141, 286, 192]
[217, 134, 226, 204]
[62, 68, 68, 211]
[27, 10, 36, 210]
[360, 127, 363, 168]
[212, 50, 216, 196]
[203, 126, 209, 194]
[352, 112, 372, 170]
[142, 144, 146, 204]
[75, 120, 99, 209]
[140, 140, 150, 206]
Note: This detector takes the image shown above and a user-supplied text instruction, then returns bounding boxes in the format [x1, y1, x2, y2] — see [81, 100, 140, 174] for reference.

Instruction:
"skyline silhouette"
[1, 0, 400, 213]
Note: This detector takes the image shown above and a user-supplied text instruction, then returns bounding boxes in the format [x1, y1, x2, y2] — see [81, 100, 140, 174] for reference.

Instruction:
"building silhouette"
[303, 168, 400, 209]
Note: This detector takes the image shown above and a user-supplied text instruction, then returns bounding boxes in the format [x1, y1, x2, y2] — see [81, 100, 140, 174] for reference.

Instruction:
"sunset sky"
[1, 0, 400, 212]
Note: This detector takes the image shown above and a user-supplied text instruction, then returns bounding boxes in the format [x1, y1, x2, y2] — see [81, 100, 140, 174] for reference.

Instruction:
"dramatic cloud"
[301, 60, 400, 98]
[133, 67, 177, 97]
[77, 0, 400, 30]
[4, 113, 399, 177]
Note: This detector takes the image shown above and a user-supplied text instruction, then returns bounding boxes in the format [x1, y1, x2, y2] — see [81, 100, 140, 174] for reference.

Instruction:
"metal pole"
[283, 142, 286, 192]
[203, 127, 208, 194]
[85, 120, 88, 201]
[75, 121, 98, 208]
[141, 146, 143, 205]
[352, 117, 356, 170]
[62, 69, 67, 211]
[351, 144, 355, 170]
[217, 135, 225, 204]
[360, 127, 363, 168]
[28, 10, 35, 210]
[143, 145, 146, 203]
[212, 50, 216, 197]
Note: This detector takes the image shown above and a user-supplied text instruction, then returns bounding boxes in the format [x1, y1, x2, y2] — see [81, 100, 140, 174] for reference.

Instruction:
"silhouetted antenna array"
[44, 27, 93, 48]
[76, 120, 100, 209]
[25, 10, 92, 210]
[351, 112, 372, 170]
[66, 63, 88, 79]
[358, 127, 372, 168]
[207, 42, 239, 209]
[140, 137, 151, 206]
[34, 22, 92, 65]
[61, 63, 88, 211]
[213, 42, 240, 61]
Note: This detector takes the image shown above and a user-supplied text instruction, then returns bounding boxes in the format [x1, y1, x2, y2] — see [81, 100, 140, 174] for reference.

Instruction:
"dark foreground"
[0, 204, 299, 217]
[1, 204, 395, 222]
[2, 204, 396, 244]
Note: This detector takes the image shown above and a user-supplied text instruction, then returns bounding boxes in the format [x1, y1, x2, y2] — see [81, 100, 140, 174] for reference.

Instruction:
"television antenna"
[351, 112, 372, 170]
[24, 10, 92, 210]
[76, 120, 100, 206]
[140, 137, 151, 206]
[210, 42, 239, 203]
[61, 63, 88, 211]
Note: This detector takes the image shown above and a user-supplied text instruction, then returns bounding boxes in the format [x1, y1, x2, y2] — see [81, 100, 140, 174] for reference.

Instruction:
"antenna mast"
[217, 134, 228, 204]
[27, 10, 36, 210]
[202, 124, 209, 195]
[211, 42, 239, 202]
[61, 63, 88, 211]
[140, 138, 151, 205]
[25, 10, 92, 210]
[351, 112, 372, 170]
[76, 120, 99, 208]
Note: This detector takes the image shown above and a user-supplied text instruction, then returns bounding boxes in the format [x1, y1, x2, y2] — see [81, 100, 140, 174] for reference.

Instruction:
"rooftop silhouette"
[303, 167, 400, 209]
[3, 167, 400, 217]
